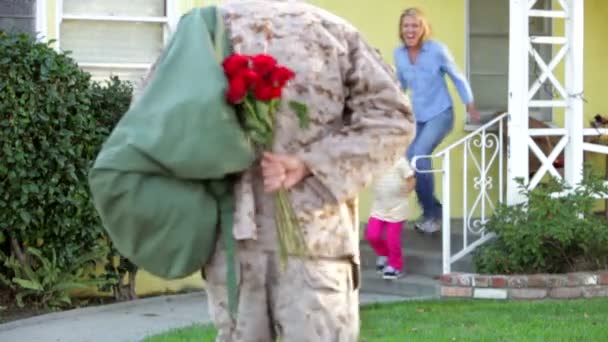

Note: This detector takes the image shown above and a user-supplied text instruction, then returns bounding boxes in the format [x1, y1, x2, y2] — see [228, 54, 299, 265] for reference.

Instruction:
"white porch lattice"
[507, 0, 585, 203]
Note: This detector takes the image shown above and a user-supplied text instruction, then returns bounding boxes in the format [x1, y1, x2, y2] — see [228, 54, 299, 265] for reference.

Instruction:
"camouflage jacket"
[220, 0, 415, 263]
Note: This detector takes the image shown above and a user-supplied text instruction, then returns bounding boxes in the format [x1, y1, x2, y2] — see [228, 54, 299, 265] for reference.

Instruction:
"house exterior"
[2, 0, 606, 289]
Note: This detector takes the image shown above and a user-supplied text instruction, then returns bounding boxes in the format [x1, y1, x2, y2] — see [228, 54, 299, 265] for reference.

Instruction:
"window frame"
[464, 0, 553, 130]
[35, 0, 46, 39]
[54, 0, 178, 77]
[0, 0, 47, 39]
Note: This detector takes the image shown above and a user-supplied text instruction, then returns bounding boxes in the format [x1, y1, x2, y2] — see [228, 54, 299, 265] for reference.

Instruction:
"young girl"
[365, 157, 416, 279]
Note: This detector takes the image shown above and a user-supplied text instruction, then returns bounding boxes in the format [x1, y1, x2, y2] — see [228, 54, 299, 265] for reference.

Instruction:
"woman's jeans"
[406, 108, 454, 220]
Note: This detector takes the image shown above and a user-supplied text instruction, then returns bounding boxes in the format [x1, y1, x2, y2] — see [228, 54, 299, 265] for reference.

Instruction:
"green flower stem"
[241, 97, 309, 268]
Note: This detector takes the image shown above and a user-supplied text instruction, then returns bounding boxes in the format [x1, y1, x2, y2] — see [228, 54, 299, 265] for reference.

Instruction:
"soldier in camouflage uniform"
[200, 1, 416, 341]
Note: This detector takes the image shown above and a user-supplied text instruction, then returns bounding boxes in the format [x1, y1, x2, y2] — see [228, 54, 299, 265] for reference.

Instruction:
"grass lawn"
[143, 298, 608, 341]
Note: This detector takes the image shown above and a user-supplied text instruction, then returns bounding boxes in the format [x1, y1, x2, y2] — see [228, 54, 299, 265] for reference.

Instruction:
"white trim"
[78, 62, 152, 69]
[583, 128, 608, 136]
[464, 0, 471, 96]
[564, 0, 585, 186]
[507, 0, 530, 204]
[528, 9, 567, 18]
[529, 100, 568, 108]
[530, 36, 567, 44]
[166, 0, 179, 32]
[55, 0, 63, 51]
[62, 14, 169, 23]
[583, 143, 608, 155]
[163, 0, 179, 45]
[441, 153, 451, 274]
[528, 128, 567, 136]
[35, 0, 48, 41]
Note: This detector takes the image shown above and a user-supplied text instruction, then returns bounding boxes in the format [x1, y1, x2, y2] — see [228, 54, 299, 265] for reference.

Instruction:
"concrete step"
[357, 219, 479, 296]
[360, 243, 474, 277]
[359, 269, 439, 298]
[359, 219, 481, 277]
[398, 226, 466, 253]
[360, 219, 482, 253]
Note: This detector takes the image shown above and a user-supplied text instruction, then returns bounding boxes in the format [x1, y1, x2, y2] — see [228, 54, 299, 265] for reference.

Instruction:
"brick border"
[440, 271, 608, 300]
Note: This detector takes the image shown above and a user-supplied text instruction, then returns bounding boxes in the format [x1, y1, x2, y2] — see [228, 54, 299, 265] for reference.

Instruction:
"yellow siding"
[577, 0, 606, 177]
[45, 0, 56, 41]
[582, 0, 608, 175]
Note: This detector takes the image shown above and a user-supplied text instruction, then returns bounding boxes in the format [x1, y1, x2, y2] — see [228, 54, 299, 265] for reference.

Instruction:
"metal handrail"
[410, 112, 508, 273]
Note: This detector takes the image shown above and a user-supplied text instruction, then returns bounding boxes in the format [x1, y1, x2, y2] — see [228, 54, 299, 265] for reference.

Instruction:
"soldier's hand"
[261, 152, 311, 192]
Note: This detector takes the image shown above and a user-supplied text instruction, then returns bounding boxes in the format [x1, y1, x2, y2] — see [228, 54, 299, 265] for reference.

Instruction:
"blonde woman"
[394, 7, 480, 233]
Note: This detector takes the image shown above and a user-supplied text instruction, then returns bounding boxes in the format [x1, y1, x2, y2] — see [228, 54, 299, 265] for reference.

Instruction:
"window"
[467, 0, 552, 125]
[57, 0, 177, 82]
[0, 0, 45, 37]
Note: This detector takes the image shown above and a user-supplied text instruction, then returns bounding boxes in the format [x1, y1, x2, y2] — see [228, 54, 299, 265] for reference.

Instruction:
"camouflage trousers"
[203, 243, 360, 342]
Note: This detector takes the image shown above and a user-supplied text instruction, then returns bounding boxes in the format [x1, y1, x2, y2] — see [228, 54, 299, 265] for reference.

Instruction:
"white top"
[370, 158, 415, 222]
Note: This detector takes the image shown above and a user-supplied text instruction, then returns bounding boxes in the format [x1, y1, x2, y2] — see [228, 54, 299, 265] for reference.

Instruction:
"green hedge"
[0, 31, 134, 308]
[474, 171, 608, 274]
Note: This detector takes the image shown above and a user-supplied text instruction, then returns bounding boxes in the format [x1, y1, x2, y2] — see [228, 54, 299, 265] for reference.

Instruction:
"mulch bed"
[1, 288, 49, 323]
[0, 287, 117, 324]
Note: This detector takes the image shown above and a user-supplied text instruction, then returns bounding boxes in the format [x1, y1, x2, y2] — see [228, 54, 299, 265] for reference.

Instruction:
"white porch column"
[564, 0, 584, 186]
[35, 0, 48, 41]
[507, 0, 530, 204]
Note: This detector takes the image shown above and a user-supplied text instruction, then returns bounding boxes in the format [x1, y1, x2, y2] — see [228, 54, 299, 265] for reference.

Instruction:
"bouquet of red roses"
[222, 53, 309, 265]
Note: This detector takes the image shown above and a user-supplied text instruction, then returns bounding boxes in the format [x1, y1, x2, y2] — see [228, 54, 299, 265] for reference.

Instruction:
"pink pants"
[365, 216, 404, 271]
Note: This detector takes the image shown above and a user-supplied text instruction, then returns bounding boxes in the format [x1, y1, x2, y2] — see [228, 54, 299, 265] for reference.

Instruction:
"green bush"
[474, 170, 608, 274]
[90, 76, 133, 136]
[89, 77, 140, 301]
[0, 246, 107, 308]
[0, 31, 135, 307]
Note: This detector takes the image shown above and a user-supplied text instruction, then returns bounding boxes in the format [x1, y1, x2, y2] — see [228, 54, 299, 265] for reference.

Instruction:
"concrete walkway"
[0, 291, 411, 342]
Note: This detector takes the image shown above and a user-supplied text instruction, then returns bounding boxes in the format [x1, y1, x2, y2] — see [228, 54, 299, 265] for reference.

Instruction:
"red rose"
[226, 75, 248, 104]
[269, 66, 295, 88]
[222, 54, 250, 78]
[254, 79, 282, 101]
[251, 54, 277, 76]
[269, 87, 282, 99]
[241, 69, 260, 88]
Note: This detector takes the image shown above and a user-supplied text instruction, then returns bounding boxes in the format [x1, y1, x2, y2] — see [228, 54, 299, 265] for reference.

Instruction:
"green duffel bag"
[89, 6, 252, 315]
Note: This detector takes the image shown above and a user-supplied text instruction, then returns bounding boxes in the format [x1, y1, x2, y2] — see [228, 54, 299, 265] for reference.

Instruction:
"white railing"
[412, 113, 508, 274]
[551, 127, 608, 199]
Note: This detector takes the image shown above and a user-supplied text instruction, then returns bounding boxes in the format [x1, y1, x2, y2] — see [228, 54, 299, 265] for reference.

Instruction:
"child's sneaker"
[376, 256, 387, 274]
[382, 265, 403, 280]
